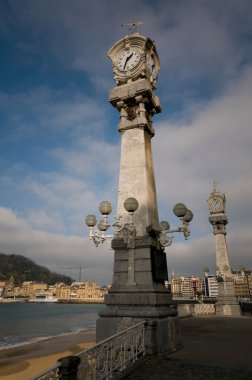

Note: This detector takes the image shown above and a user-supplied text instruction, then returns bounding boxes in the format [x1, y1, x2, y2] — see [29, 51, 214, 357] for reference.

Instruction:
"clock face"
[208, 197, 223, 213]
[116, 48, 141, 71]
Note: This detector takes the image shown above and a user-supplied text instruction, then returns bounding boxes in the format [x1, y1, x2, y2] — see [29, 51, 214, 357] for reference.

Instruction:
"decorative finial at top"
[121, 20, 145, 33]
[212, 179, 219, 193]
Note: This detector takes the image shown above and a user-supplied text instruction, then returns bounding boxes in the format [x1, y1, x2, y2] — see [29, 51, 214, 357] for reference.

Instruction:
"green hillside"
[0, 253, 74, 285]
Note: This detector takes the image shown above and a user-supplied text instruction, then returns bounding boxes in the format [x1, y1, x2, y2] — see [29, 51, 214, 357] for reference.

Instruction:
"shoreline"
[0, 325, 96, 352]
[0, 327, 96, 379]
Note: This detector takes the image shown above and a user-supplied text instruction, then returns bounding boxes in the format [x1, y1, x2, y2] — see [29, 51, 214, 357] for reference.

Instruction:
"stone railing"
[32, 321, 146, 380]
[176, 303, 216, 317]
[193, 303, 215, 316]
[176, 304, 193, 317]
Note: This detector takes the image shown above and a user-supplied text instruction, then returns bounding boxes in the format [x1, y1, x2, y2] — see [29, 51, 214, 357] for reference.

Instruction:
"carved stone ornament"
[159, 231, 173, 248]
[126, 105, 137, 120]
[122, 224, 136, 248]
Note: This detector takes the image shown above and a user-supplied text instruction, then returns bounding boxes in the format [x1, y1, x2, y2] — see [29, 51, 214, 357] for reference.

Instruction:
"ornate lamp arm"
[85, 198, 138, 248]
[158, 204, 193, 249]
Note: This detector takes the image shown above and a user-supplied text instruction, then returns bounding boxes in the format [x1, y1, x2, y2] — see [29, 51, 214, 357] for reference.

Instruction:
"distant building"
[0, 282, 6, 297]
[171, 276, 204, 299]
[204, 274, 218, 298]
[232, 270, 252, 299]
[21, 281, 48, 297]
[171, 277, 182, 297]
[55, 281, 104, 299]
[76, 281, 101, 299]
[1, 277, 109, 300]
[55, 285, 71, 299]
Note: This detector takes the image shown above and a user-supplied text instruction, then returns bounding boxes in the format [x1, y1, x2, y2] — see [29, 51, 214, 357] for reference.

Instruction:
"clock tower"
[207, 184, 241, 316]
[96, 31, 179, 355]
[107, 32, 161, 235]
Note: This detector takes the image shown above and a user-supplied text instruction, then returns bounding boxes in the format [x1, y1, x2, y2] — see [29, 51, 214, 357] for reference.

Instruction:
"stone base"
[96, 236, 181, 355]
[215, 302, 241, 316]
[216, 281, 241, 316]
[96, 313, 181, 355]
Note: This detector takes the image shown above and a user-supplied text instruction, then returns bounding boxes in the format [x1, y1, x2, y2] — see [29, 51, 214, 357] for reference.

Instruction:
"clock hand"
[120, 50, 131, 69]
[123, 51, 133, 69]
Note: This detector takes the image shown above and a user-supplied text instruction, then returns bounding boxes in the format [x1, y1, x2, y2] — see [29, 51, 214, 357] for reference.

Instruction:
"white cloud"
[1, 0, 252, 283]
[0, 207, 113, 285]
[0, 88, 107, 143]
[154, 65, 252, 273]
[51, 138, 120, 179]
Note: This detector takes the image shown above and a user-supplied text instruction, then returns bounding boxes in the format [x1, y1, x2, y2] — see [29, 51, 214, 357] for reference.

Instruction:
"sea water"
[0, 302, 104, 349]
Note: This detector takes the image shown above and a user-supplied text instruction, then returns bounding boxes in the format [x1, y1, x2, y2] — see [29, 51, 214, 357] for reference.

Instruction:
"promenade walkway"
[125, 316, 252, 380]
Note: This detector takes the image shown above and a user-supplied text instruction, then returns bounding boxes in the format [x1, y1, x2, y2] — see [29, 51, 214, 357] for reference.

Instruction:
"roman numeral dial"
[116, 49, 141, 71]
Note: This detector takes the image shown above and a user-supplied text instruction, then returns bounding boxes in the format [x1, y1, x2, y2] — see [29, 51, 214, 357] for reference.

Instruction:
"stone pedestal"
[97, 315, 180, 355]
[96, 236, 181, 355]
[215, 281, 241, 316]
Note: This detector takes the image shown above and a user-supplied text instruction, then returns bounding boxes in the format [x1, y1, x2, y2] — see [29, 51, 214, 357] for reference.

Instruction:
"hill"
[0, 253, 74, 285]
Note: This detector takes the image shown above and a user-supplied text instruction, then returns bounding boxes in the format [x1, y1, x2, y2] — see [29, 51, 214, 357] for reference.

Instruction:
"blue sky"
[0, 0, 252, 285]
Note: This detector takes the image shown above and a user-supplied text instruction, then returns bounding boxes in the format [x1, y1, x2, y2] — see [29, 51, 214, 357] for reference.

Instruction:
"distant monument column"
[207, 184, 241, 316]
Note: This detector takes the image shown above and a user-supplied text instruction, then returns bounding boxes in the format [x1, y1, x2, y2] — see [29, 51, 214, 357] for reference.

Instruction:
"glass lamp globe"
[173, 203, 187, 218]
[183, 209, 193, 223]
[99, 201, 112, 216]
[159, 221, 170, 231]
[85, 215, 97, 227]
[98, 220, 108, 232]
[124, 197, 139, 213]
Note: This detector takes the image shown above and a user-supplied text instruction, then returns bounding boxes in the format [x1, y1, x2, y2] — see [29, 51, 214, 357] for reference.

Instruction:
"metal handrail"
[30, 362, 60, 380]
[77, 321, 146, 380]
[31, 321, 146, 380]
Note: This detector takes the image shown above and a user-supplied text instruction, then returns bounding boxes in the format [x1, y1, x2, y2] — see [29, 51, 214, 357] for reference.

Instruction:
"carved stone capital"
[209, 215, 228, 235]
[134, 235, 158, 248]
[209, 214, 228, 224]
[111, 238, 127, 249]
[109, 79, 161, 114]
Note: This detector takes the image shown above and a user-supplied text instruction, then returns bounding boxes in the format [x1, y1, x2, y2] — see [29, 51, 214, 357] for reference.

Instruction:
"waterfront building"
[21, 281, 48, 298]
[233, 270, 252, 299]
[0, 281, 5, 296]
[171, 277, 183, 297]
[55, 281, 103, 299]
[204, 274, 218, 298]
[171, 276, 204, 299]
[76, 281, 102, 299]
[55, 285, 71, 299]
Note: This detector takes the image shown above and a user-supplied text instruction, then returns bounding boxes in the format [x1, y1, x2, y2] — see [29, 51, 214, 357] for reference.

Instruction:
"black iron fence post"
[58, 355, 81, 380]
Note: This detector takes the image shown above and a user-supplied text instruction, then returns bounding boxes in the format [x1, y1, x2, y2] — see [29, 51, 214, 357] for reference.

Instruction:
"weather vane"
[121, 21, 145, 33]
[213, 179, 219, 193]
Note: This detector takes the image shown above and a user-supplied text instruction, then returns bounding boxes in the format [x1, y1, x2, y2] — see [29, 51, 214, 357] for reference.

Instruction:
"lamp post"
[85, 201, 193, 249]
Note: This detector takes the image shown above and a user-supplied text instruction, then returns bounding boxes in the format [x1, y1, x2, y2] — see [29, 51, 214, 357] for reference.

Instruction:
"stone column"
[209, 210, 241, 316]
[96, 84, 180, 355]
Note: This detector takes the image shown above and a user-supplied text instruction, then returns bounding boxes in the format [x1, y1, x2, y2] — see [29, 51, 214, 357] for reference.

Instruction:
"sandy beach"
[0, 328, 96, 380]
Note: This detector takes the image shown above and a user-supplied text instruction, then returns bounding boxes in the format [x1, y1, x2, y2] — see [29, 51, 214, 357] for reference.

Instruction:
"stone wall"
[177, 303, 216, 317]
[193, 304, 216, 316]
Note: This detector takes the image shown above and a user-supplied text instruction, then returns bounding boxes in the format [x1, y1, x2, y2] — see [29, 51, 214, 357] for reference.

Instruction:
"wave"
[0, 325, 96, 351]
